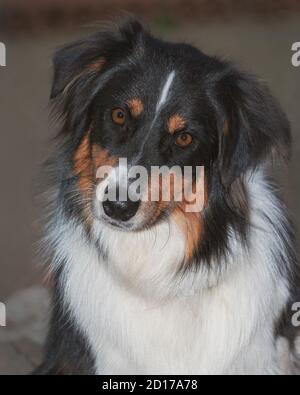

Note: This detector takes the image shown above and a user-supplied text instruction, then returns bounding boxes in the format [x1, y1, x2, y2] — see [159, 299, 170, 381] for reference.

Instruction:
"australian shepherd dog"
[35, 19, 300, 375]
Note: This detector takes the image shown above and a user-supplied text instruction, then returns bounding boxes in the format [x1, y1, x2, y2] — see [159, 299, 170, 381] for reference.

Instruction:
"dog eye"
[175, 132, 193, 147]
[111, 108, 126, 126]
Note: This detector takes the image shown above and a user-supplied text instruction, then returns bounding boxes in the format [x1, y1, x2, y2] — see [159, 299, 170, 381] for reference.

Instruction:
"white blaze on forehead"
[156, 71, 175, 114]
[132, 71, 176, 163]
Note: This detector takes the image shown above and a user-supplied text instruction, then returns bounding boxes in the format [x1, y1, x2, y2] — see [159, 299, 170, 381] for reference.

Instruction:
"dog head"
[51, 18, 290, 264]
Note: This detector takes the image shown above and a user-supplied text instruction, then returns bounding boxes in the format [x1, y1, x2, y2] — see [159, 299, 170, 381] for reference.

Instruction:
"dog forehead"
[102, 43, 217, 121]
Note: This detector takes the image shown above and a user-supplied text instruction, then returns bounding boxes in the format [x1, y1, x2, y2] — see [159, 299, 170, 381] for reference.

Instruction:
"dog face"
[87, 52, 215, 231]
[51, 19, 290, 263]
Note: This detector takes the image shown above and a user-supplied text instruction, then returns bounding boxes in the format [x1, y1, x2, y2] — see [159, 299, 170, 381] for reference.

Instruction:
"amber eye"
[175, 132, 193, 147]
[111, 108, 126, 126]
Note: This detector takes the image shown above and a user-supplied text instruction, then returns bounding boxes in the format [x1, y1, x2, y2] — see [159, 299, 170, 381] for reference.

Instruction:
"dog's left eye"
[175, 132, 193, 147]
[111, 108, 126, 126]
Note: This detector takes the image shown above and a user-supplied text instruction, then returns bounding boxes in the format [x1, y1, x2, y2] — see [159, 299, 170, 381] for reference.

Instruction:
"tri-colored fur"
[35, 19, 300, 375]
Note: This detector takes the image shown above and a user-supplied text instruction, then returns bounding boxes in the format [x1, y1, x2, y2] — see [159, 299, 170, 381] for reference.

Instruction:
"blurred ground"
[0, 287, 49, 374]
[0, 12, 300, 374]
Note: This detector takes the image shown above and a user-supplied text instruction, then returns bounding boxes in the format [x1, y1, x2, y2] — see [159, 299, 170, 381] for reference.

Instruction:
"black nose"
[103, 198, 140, 222]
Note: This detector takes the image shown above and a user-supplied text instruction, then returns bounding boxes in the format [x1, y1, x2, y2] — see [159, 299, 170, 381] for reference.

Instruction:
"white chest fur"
[51, 171, 290, 374]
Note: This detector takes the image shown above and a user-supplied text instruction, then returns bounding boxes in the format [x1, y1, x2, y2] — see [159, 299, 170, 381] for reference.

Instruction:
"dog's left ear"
[216, 71, 291, 187]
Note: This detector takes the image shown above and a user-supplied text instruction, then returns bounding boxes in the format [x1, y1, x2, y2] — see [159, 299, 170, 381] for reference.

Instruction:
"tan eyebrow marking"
[168, 114, 186, 134]
[127, 98, 144, 118]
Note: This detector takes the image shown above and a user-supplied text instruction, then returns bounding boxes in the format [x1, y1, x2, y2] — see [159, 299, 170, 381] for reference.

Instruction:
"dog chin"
[98, 214, 148, 232]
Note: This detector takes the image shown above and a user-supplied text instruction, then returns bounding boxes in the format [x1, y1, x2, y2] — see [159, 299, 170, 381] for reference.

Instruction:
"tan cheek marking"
[171, 173, 209, 263]
[168, 114, 186, 134]
[73, 137, 118, 227]
[92, 145, 117, 173]
[172, 208, 202, 263]
[73, 131, 94, 226]
[139, 170, 208, 247]
[148, 200, 170, 226]
[138, 175, 171, 226]
[127, 98, 144, 118]
[92, 145, 118, 189]
[143, 171, 184, 227]
[73, 132, 93, 195]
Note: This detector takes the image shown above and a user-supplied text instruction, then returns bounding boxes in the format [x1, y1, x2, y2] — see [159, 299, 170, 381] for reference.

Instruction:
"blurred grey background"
[0, 0, 299, 374]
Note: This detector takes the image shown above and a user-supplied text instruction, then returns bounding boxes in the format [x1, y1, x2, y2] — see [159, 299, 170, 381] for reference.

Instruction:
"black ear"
[51, 18, 145, 99]
[216, 71, 291, 187]
[50, 39, 103, 99]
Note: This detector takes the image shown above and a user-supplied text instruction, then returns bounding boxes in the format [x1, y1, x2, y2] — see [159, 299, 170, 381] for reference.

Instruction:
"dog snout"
[102, 186, 140, 222]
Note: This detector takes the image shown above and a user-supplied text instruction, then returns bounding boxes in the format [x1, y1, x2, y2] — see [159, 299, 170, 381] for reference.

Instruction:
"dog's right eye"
[111, 108, 126, 126]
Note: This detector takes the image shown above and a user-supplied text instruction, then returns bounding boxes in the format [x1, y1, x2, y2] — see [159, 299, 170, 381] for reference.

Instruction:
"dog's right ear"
[50, 39, 104, 99]
[51, 18, 145, 99]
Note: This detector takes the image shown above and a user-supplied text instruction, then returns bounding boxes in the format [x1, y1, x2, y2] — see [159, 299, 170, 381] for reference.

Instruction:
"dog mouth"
[101, 216, 136, 231]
